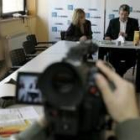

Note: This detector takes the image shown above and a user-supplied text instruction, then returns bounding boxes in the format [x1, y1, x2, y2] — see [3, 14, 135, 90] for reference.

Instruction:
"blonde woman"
[65, 8, 92, 41]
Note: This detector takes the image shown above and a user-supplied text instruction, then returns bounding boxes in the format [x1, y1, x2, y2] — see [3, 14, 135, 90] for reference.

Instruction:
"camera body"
[37, 41, 106, 140]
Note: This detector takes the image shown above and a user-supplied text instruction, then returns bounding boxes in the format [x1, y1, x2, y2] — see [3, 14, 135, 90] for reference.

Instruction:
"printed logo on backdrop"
[55, 8, 63, 10]
[51, 6, 70, 39]
[88, 8, 98, 11]
[93, 31, 101, 34]
[52, 12, 57, 17]
[52, 27, 58, 32]
[86, 13, 101, 19]
[58, 15, 68, 18]
[91, 24, 98, 27]
[112, 10, 118, 13]
[93, 16, 101, 19]
[109, 14, 115, 20]
[67, 20, 71, 25]
[130, 7, 133, 12]
[86, 13, 90, 18]
[68, 5, 74, 10]
[55, 23, 63, 26]
[52, 26, 66, 33]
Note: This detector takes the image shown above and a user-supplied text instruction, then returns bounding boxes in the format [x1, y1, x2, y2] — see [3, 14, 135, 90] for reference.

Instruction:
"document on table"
[0, 107, 39, 138]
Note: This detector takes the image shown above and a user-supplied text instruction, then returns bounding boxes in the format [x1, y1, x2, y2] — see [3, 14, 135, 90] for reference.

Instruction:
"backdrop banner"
[105, 0, 140, 32]
[48, 0, 105, 41]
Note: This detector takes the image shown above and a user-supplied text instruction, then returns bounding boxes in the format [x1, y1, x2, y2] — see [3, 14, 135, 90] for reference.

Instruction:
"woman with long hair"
[65, 8, 92, 41]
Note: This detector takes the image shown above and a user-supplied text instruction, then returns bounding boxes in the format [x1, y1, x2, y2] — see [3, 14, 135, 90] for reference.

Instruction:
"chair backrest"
[60, 31, 66, 40]
[10, 48, 26, 66]
[26, 34, 38, 46]
[23, 41, 36, 54]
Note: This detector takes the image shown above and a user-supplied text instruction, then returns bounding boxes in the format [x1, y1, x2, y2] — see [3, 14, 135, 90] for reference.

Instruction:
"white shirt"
[120, 20, 127, 33]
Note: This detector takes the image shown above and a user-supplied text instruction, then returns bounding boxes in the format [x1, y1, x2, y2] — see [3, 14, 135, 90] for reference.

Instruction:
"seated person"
[65, 8, 93, 41]
[104, 4, 139, 76]
[7, 61, 140, 140]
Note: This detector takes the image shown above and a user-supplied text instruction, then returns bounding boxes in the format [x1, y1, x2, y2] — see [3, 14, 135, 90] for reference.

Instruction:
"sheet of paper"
[116, 35, 125, 43]
[0, 107, 39, 137]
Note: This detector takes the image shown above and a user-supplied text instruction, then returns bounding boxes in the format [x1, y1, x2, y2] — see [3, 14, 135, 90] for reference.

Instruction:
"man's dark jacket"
[105, 17, 139, 41]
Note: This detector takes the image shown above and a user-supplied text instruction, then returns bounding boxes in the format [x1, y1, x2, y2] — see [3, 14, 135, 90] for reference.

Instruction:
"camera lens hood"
[38, 62, 84, 107]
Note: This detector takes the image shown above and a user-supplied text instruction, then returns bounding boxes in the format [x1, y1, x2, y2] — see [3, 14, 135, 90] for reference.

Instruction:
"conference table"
[1, 40, 140, 90]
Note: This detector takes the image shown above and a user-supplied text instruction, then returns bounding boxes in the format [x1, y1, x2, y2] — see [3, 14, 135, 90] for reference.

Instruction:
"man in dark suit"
[104, 4, 139, 76]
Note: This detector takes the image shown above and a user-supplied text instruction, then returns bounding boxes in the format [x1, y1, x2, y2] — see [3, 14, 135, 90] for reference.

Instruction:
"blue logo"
[130, 7, 133, 12]
[68, 5, 74, 10]
[109, 14, 115, 20]
[52, 12, 57, 17]
[52, 27, 58, 32]
[86, 13, 90, 18]
[67, 20, 71, 25]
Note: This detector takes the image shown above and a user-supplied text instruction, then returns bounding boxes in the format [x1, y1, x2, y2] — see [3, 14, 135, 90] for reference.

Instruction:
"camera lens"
[38, 62, 84, 107]
[53, 72, 75, 94]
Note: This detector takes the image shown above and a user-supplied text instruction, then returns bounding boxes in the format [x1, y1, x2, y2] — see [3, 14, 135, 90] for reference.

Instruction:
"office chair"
[60, 31, 66, 40]
[9, 48, 31, 73]
[26, 34, 56, 48]
[22, 41, 43, 57]
[1, 48, 34, 81]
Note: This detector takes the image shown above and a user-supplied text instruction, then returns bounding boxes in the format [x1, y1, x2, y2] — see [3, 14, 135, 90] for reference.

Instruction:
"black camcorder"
[16, 41, 115, 140]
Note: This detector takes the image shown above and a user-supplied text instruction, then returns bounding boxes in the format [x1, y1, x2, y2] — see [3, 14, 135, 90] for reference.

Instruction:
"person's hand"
[95, 60, 139, 123]
[105, 37, 111, 40]
[79, 36, 87, 41]
[119, 32, 127, 37]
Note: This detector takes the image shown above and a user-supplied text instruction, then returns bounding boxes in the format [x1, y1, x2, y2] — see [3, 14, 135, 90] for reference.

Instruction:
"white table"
[0, 40, 140, 114]
[1, 40, 140, 90]
[98, 41, 140, 49]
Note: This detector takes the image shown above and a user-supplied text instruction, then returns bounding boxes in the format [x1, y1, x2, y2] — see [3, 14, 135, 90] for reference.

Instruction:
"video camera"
[16, 41, 109, 140]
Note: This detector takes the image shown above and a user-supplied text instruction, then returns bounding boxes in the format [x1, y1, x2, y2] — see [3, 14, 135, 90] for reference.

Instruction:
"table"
[98, 41, 140, 92]
[99, 41, 140, 49]
[1, 40, 140, 91]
